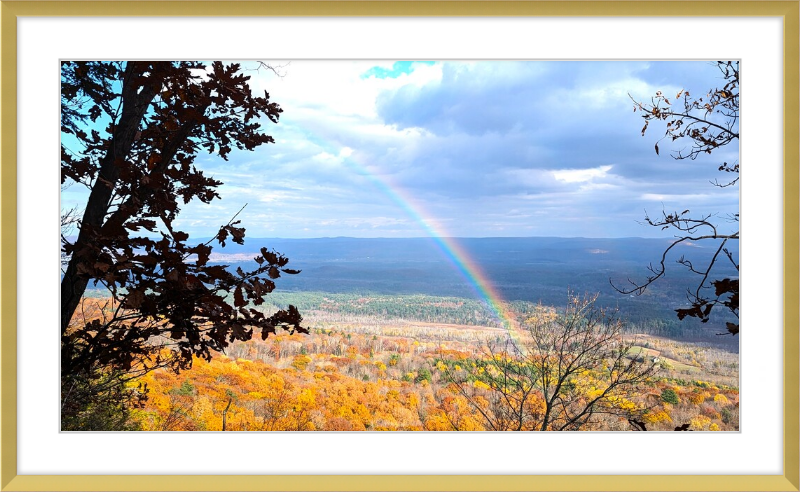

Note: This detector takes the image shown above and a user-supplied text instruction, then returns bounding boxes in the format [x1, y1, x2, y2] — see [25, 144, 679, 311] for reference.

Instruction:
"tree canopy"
[60, 61, 305, 393]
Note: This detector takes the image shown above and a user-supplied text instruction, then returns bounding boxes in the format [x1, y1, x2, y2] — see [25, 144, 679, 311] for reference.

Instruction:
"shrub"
[415, 368, 432, 384]
[291, 354, 312, 371]
[175, 380, 195, 396]
[713, 393, 729, 404]
[661, 388, 680, 405]
[720, 408, 733, 424]
[688, 391, 707, 405]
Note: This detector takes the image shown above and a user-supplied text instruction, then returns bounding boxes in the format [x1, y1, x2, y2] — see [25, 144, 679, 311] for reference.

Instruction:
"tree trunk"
[222, 398, 233, 431]
[60, 63, 161, 335]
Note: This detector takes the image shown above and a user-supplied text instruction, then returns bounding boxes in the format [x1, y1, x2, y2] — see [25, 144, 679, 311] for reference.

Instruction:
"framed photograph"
[3, 1, 798, 491]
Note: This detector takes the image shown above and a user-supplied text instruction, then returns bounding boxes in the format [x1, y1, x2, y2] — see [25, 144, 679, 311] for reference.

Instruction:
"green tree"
[661, 388, 680, 405]
[60, 369, 146, 431]
[414, 367, 432, 384]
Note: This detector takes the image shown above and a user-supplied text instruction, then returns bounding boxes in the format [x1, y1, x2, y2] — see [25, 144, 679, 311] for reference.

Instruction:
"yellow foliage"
[454, 415, 485, 431]
[603, 395, 639, 412]
[693, 380, 718, 391]
[424, 413, 455, 431]
[291, 354, 312, 371]
[690, 414, 712, 431]
[131, 323, 716, 432]
[688, 391, 708, 405]
[643, 410, 672, 424]
[486, 365, 501, 378]
[473, 380, 491, 391]
[191, 395, 216, 431]
[295, 388, 317, 408]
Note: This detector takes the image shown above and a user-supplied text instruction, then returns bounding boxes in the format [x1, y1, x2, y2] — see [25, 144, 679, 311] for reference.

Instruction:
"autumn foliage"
[60, 61, 304, 429]
[128, 296, 739, 432]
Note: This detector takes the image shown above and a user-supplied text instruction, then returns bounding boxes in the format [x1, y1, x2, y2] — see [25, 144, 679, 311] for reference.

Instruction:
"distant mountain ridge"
[71, 236, 738, 339]
[187, 236, 734, 265]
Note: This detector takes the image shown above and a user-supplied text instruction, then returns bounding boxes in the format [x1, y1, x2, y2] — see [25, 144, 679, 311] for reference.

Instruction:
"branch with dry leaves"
[615, 61, 739, 336]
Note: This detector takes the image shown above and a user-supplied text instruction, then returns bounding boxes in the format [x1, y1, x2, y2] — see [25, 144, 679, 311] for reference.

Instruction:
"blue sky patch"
[361, 61, 436, 79]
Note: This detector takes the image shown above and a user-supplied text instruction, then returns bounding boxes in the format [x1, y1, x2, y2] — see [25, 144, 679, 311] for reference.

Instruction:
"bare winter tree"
[443, 294, 658, 431]
[613, 61, 739, 336]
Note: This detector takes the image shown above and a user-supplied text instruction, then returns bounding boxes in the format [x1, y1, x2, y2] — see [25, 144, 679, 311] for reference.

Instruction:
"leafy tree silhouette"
[60, 62, 305, 427]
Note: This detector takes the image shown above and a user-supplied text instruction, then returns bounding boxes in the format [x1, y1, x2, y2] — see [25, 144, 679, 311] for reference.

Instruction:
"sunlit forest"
[60, 60, 739, 432]
[66, 293, 739, 432]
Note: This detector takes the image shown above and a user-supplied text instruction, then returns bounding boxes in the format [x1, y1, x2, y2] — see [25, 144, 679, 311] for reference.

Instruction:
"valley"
[128, 290, 739, 432]
[72, 237, 740, 432]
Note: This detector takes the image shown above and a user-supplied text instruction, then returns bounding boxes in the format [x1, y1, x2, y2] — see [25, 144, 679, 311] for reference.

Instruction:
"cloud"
[640, 193, 712, 202]
[552, 165, 614, 184]
[71, 60, 737, 239]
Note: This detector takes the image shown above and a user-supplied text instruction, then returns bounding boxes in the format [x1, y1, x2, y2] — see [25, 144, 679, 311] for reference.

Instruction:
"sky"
[61, 60, 740, 239]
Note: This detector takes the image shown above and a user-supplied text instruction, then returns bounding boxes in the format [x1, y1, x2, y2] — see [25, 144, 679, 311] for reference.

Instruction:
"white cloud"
[311, 151, 338, 163]
[552, 165, 613, 183]
[252, 60, 442, 120]
[169, 60, 739, 238]
[640, 193, 710, 202]
[318, 216, 411, 229]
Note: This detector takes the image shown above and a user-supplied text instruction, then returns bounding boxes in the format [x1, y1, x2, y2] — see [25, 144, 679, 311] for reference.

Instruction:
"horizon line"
[62, 234, 701, 242]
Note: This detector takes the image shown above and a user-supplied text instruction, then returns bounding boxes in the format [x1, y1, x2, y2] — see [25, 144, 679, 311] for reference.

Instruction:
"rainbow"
[302, 136, 525, 350]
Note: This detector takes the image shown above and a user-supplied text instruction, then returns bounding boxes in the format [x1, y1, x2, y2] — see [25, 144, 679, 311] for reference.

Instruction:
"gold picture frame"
[2, 2, 798, 491]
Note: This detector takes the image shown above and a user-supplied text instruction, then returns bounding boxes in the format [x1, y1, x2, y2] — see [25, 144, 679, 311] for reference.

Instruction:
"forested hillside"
[131, 297, 739, 431]
[67, 295, 739, 431]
